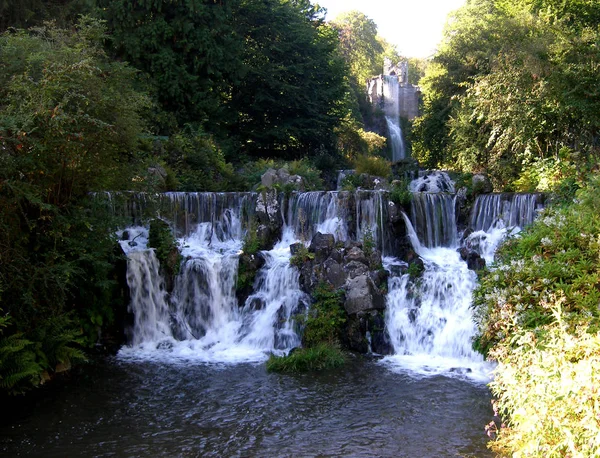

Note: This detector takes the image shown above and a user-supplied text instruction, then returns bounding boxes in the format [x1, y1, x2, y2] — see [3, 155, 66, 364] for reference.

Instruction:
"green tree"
[0, 0, 97, 31]
[331, 11, 384, 85]
[228, 0, 347, 159]
[100, 0, 241, 131]
[0, 18, 148, 393]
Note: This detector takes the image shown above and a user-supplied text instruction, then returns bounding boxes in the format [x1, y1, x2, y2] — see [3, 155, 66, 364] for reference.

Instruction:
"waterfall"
[466, 193, 545, 264]
[239, 230, 307, 351]
[383, 173, 545, 379]
[382, 75, 406, 161]
[383, 174, 487, 379]
[410, 193, 457, 248]
[286, 191, 351, 243]
[125, 249, 173, 347]
[470, 193, 543, 232]
[114, 186, 542, 374]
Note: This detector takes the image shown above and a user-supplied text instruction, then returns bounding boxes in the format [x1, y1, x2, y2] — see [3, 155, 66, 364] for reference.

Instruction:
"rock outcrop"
[292, 231, 393, 355]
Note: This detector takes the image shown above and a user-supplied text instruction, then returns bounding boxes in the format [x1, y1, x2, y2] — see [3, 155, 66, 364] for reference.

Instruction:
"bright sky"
[315, 0, 467, 58]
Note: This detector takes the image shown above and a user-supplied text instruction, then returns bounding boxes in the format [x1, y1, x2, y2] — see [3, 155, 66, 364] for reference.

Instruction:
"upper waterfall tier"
[470, 193, 546, 232]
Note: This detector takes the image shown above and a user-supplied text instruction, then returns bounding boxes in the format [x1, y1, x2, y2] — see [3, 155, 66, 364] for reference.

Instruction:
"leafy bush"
[353, 155, 391, 178]
[266, 343, 346, 373]
[474, 175, 600, 456]
[149, 219, 182, 277]
[389, 179, 412, 207]
[488, 298, 600, 457]
[474, 177, 600, 355]
[163, 129, 242, 191]
[0, 315, 42, 394]
[267, 283, 346, 373]
[300, 283, 346, 348]
[289, 244, 314, 268]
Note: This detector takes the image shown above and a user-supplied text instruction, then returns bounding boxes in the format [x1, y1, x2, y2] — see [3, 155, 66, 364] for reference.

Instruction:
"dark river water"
[0, 357, 493, 457]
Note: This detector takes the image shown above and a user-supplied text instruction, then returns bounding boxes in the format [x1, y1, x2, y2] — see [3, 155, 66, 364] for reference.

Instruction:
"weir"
[110, 183, 543, 377]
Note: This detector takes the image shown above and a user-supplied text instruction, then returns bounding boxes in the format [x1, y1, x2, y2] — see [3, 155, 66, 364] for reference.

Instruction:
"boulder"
[466, 252, 486, 271]
[323, 258, 346, 288]
[290, 242, 304, 256]
[309, 232, 335, 260]
[344, 275, 385, 315]
[343, 260, 369, 279]
[344, 246, 368, 265]
[261, 168, 278, 187]
[256, 188, 282, 232]
[330, 247, 344, 264]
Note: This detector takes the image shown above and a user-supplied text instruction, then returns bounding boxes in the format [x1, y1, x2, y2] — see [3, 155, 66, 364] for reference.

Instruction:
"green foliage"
[227, 0, 347, 160]
[487, 299, 600, 457]
[236, 258, 257, 292]
[163, 129, 241, 192]
[242, 218, 261, 256]
[266, 343, 346, 373]
[340, 174, 361, 191]
[474, 175, 600, 455]
[331, 11, 384, 86]
[362, 229, 375, 257]
[240, 158, 324, 191]
[406, 261, 424, 279]
[389, 179, 413, 207]
[474, 177, 600, 354]
[413, 0, 600, 188]
[290, 245, 314, 268]
[0, 0, 97, 31]
[300, 283, 346, 348]
[336, 117, 387, 160]
[266, 283, 346, 373]
[101, 0, 239, 129]
[0, 19, 147, 393]
[0, 315, 42, 394]
[353, 155, 392, 178]
[148, 219, 181, 277]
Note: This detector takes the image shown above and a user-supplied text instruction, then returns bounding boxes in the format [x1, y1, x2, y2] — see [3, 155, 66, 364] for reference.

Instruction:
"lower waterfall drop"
[382, 174, 493, 380]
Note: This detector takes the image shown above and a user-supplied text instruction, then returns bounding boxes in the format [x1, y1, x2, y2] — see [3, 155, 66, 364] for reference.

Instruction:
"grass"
[266, 344, 346, 373]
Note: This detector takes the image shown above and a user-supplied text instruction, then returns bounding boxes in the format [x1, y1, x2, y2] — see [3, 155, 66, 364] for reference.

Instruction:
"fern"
[0, 331, 42, 394]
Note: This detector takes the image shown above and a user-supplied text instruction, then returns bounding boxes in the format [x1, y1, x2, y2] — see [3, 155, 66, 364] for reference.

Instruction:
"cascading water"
[410, 193, 457, 248]
[384, 173, 485, 379]
[466, 193, 545, 264]
[382, 75, 406, 161]
[115, 192, 309, 363]
[384, 213, 486, 379]
[117, 189, 391, 363]
[383, 174, 544, 379]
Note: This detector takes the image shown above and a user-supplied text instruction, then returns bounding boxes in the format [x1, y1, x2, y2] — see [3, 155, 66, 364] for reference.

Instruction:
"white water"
[383, 173, 493, 381]
[114, 187, 541, 377]
[383, 75, 406, 161]
[118, 193, 307, 363]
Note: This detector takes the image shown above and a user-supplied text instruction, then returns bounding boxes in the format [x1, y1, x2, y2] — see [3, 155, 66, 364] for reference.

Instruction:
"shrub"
[474, 175, 600, 456]
[148, 219, 182, 277]
[267, 283, 346, 373]
[300, 283, 346, 348]
[389, 179, 412, 207]
[266, 343, 346, 373]
[488, 298, 600, 457]
[289, 244, 314, 268]
[353, 155, 391, 178]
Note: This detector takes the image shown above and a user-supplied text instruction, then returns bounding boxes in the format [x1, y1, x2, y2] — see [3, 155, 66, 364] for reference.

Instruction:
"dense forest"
[1, 0, 599, 456]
